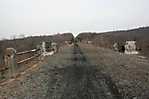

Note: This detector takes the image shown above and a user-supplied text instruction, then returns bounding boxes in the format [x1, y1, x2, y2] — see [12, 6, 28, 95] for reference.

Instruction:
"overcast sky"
[0, 0, 149, 39]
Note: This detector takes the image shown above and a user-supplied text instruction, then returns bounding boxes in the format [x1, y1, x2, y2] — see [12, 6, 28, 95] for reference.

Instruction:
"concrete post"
[5, 48, 17, 78]
[113, 43, 119, 52]
[51, 42, 58, 53]
[39, 41, 48, 59]
[124, 41, 138, 54]
[42, 42, 47, 54]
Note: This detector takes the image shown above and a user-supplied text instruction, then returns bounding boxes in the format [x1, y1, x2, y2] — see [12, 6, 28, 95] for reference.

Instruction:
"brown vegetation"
[76, 27, 149, 57]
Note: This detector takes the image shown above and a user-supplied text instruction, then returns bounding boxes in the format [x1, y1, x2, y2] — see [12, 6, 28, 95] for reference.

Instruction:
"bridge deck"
[0, 43, 149, 99]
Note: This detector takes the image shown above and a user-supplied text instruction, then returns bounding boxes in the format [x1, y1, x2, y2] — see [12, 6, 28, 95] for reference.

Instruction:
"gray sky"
[0, 0, 149, 39]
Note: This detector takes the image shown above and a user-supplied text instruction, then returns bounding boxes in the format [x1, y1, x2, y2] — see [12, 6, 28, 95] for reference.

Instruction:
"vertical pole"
[42, 42, 46, 53]
[5, 48, 17, 78]
[51, 42, 58, 53]
[42, 41, 47, 56]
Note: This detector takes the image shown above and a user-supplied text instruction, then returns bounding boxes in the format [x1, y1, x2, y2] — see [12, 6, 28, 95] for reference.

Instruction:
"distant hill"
[76, 27, 149, 57]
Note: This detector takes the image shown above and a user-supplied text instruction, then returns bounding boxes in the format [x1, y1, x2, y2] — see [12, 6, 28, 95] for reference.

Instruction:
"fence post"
[51, 42, 58, 53]
[42, 42, 47, 54]
[38, 42, 47, 60]
[5, 48, 17, 78]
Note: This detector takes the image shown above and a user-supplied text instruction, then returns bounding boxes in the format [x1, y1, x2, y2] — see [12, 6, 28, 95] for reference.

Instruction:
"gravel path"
[0, 44, 122, 99]
[0, 46, 73, 99]
[45, 44, 122, 99]
[1, 43, 148, 99]
[80, 43, 149, 99]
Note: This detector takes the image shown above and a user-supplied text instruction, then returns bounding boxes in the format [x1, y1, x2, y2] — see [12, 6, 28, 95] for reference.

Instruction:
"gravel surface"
[1, 43, 149, 99]
[80, 43, 149, 99]
[0, 46, 73, 99]
[45, 44, 121, 99]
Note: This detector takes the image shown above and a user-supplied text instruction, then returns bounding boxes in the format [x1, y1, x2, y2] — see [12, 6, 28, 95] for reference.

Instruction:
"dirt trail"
[45, 44, 123, 99]
[0, 44, 126, 99]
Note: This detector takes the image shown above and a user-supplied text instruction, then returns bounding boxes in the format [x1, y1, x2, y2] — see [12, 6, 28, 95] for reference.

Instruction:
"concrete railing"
[3, 48, 41, 78]
[16, 49, 38, 55]
[0, 41, 58, 79]
[16, 49, 40, 64]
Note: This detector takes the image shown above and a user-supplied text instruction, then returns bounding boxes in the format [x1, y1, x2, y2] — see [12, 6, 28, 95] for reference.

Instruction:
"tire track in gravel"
[45, 43, 123, 99]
